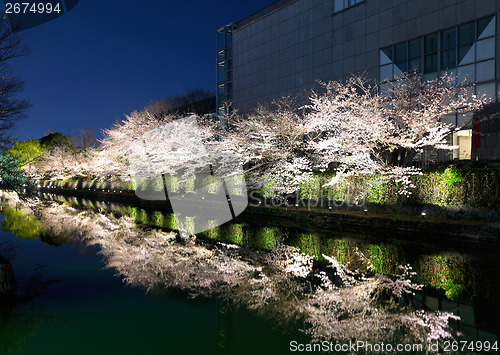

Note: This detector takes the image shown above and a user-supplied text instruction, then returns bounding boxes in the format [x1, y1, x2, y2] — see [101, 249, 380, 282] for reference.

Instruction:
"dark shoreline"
[35, 186, 500, 241]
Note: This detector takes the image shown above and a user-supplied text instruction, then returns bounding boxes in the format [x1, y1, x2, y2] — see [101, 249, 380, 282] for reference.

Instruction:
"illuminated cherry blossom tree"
[27, 71, 489, 198]
[308, 72, 486, 172]
[378, 72, 485, 167]
[222, 98, 314, 193]
[306, 72, 487, 194]
[33, 144, 91, 180]
[224, 72, 487, 195]
[95, 110, 175, 180]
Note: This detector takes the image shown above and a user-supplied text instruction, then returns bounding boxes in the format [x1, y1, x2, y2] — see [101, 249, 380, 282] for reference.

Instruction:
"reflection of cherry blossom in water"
[24, 199, 462, 348]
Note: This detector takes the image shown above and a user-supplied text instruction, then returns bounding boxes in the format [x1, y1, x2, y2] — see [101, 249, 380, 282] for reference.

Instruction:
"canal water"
[0, 211, 307, 354]
[1, 194, 499, 354]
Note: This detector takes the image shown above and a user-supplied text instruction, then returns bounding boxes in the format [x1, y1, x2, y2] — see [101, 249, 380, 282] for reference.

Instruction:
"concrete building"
[217, 0, 500, 161]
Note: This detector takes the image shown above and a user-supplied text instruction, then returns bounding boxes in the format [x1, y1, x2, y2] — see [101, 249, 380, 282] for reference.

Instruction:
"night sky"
[5, 0, 276, 142]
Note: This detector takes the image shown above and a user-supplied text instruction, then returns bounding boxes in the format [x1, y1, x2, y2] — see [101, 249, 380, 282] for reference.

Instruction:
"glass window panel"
[395, 61, 407, 73]
[409, 38, 421, 58]
[458, 44, 475, 65]
[440, 68, 456, 79]
[226, 48, 232, 59]
[217, 31, 224, 52]
[334, 0, 343, 12]
[394, 65, 404, 78]
[379, 52, 391, 65]
[355, 0, 364, 4]
[461, 85, 476, 105]
[477, 16, 495, 39]
[476, 82, 496, 99]
[218, 51, 224, 63]
[394, 43, 407, 62]
[379, 64, 393, 81]
[218, 64, 225, 84]
[424, 53, 437, 73]
[227, 70, 232, 82]
[381, 47, 393, 61]
[441, 49, 456, 69]
[379, 82, 394, 97]
[441, 28, 456, 50]
[476, 37, 495, 61]
[456, 117, 472, 128]
[459, 22, 475, 45]
[344, 0, 349, 8]
[218, 85, 226, 98]
[424, 33, 437, 54]
[225, 33, 232, 47]
[440, 114, 457, 125]
[408, 58, 421, 72]
[457, 64, 475, 83]
[380, 48, 392, 65]
[476, 59, 495, 82]
[423, 72, 437, 82]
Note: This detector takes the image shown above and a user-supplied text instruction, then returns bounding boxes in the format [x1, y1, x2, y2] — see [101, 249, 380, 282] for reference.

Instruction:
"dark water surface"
[0, 214, 307, 355]
[1, 194, 500, 354]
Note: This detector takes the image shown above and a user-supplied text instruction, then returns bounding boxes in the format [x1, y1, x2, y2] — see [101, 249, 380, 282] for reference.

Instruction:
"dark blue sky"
[7, 0, 275, 141]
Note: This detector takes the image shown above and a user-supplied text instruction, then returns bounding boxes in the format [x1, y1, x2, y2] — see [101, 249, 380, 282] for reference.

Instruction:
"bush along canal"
[1, 192, 499, 354]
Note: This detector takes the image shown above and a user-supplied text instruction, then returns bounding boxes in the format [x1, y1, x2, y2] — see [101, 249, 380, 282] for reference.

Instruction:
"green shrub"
[258, 165, 500, 209]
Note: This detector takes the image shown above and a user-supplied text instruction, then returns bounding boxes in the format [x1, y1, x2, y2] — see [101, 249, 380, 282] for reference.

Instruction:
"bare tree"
[0, 18, 30, 146]
[71, 127, 98, 150]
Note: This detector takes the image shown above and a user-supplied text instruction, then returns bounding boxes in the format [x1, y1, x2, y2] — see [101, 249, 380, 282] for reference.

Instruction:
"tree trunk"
[387, 148, 417, 167]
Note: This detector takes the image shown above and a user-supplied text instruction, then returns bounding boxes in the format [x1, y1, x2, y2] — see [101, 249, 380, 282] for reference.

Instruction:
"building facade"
[217, 0, 500, 161]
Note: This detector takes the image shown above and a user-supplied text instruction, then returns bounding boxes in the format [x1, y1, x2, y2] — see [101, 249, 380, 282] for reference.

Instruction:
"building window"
[216, 24, 234, 116]
[380, 15, 496, 98]
[380, 16, 496, 163]
[408, 38, 421, 72]
[334, 0, 364, 13]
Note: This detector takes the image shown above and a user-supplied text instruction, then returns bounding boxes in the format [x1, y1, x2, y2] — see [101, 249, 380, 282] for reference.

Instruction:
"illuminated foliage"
[1, 206, 42, 239]
[3, 139, 43, 167]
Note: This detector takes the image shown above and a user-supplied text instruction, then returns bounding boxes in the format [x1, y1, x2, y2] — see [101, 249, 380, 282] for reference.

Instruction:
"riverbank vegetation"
[2, 72, 496, 211]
